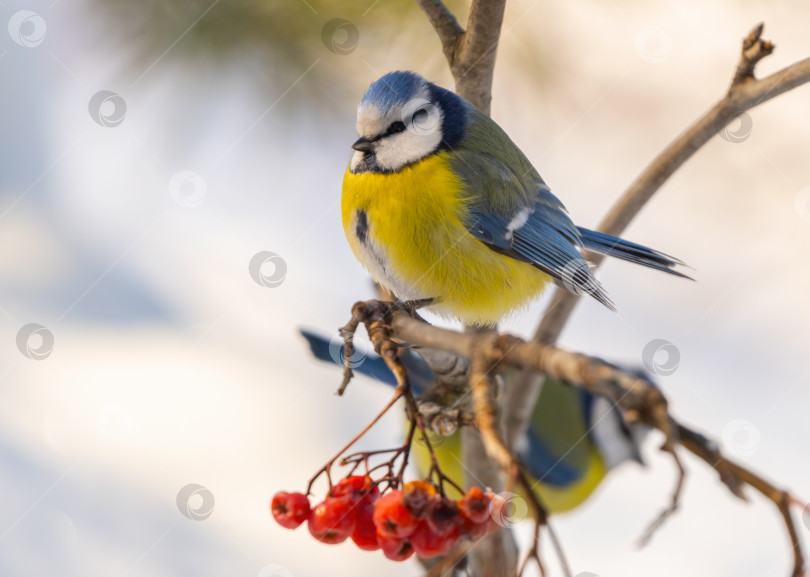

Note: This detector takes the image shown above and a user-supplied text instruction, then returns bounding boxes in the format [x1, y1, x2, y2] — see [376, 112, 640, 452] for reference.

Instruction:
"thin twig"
[337, 304, 364, 395]
[380, 305, 806, 576]
[414, 0, 506, 113]
[342, 300, 469, 497]
[534, 23, 810, 347]
[306, 388, 403, 495]
[414, 0, 464, 65]
[453, 0, 506, 113]
[469, 334, 572, 575]
[677, 423, 806, 577]
[506, 21, 810, 470]
[637, 446, 686, 547]
[732, 23, 775, 86]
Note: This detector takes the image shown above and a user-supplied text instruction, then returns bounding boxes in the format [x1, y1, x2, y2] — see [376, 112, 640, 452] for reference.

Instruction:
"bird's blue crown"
[360, 71, 468, 150]
[360, 71, 427, 114]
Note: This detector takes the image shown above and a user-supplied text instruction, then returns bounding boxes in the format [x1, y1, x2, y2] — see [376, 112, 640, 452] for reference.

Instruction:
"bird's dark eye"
[387, 121, 406, 135]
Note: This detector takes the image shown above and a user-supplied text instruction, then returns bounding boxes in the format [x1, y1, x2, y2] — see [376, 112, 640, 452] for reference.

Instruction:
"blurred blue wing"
[300, 330, 657, 490]
[299, 328, 434, 394]
[519, 420, 585, 487]
[301, 329, 594, 487]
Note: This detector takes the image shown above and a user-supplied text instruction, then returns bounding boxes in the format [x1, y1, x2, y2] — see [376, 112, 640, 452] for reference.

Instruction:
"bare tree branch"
[454, 0, 507, 113]
[733, 23, 775, 85]
[406, 6, 808, 576]
[415, 0, 464, 65]
[506, 22, 810, 450]
[414, 3, 511, 572]
[677, 424, 807, 577]
[415, 0, 506, 112]
[361, 304, 806, 576]
[535, 23, 810, 346]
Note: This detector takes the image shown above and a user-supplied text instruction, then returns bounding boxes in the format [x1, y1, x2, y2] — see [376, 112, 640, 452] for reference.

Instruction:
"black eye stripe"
[385, 121, 406, 136]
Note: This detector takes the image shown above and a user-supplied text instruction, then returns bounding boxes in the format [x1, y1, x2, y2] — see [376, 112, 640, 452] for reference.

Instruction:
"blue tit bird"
[342, 71, 688, 325]
[300, 329, 648, 514]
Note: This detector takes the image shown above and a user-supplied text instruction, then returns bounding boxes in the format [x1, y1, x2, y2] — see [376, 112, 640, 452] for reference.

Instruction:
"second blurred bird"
[301, 329, 648, 514]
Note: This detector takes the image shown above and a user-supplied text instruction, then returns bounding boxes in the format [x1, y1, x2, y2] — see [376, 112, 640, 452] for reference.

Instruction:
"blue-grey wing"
[453, 140, 689, 307]
[458, 153, 615, 308]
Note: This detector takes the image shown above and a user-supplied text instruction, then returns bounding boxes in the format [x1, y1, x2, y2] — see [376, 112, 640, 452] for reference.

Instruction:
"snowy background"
[1, 0, 809, 576]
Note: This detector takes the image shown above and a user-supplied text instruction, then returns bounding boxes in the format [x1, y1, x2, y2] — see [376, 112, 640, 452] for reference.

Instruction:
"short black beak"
[352, 137, 374, 152]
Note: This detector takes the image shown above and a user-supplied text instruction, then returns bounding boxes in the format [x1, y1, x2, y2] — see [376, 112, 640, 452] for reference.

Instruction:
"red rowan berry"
[401, 480, 437, 519]
[409, 520, 447, 558]
[270, 491, 311, 530]
[458, 486, 492, 524]
[426, 497, 463, 536]
[458, 512, 489, 541]
[332, 475, 378, 504]
[378, 533, 414, 561]
[373, 490, 417, 539]
[307, 497, 355, 544]
[350, 502, 380, 551]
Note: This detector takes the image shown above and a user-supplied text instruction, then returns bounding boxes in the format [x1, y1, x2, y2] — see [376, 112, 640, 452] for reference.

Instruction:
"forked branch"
[415, 0, 506, 112]
[507, 22, 810, 479]
[339, 301, 806, 577]
[534, 23, 810, 346]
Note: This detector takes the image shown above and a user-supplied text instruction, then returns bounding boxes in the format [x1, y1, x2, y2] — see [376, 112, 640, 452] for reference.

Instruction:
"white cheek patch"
[374, 127, 443, 171]
[354, 85, 444, 172]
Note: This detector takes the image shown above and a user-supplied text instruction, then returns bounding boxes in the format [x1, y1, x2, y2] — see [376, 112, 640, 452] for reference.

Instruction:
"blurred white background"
[1, 0, 808, 576]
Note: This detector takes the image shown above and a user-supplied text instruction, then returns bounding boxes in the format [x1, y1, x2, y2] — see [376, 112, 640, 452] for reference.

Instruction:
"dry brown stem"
[338, 302, 806, 577]
[507, 22, 810, 480]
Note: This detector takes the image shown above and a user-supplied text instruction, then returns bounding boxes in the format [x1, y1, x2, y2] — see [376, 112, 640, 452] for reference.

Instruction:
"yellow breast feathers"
[341, 153, 550, 324]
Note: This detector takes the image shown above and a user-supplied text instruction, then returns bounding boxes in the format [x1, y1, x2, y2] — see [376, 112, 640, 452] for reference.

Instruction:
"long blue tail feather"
[577, 227, 692, 279]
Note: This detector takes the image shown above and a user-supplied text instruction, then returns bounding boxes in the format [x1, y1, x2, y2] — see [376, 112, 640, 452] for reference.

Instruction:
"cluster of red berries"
[271, 477, 505, 561]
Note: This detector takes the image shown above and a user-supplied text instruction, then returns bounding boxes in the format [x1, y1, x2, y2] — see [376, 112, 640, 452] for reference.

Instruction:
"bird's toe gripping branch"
[337, 299, 466, 497]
